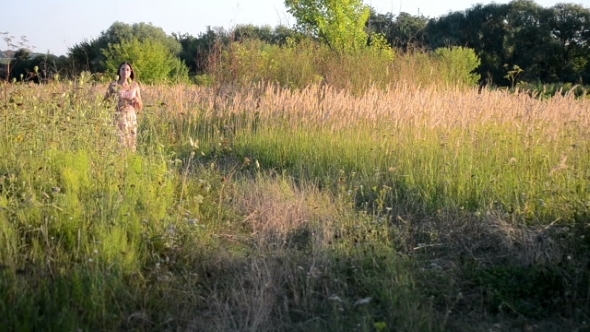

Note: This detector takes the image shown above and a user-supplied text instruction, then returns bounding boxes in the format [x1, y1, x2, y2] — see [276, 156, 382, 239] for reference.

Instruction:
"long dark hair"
[117, 62, 135, 81]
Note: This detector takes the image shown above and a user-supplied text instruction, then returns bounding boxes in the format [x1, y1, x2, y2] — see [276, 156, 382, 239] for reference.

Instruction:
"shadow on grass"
[394, 210, 590, 331]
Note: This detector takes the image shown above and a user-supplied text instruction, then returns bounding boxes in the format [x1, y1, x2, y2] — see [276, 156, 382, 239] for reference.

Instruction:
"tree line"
[2, 0, 589, 87]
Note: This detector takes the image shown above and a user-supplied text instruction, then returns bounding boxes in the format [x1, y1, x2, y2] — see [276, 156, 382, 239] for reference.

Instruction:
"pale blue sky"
[4, 0, 586, 56]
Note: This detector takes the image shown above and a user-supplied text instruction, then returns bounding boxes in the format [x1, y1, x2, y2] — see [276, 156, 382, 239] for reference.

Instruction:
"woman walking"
[104, 62, 143, 152]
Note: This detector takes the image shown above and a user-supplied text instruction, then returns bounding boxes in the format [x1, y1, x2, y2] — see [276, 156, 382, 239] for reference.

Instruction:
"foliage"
[367, 33, 394, 61]
[9, 53, 69, 82]
[102, 38, 189, 84]
[173, 25, 301, 75]
[546, 3, 590, 82]
[284, 0, 371, 53]
[67, 38, 105, 74]
[425, 0, 590, 86]
[515, 81, 589, 98]
[55, 0, 590, 87]
[68, 21, 182, 75]
[209, 38, 324, 87]
[231, 24, 299, 45]
[0, 32, 34, 81]
[434, 46, 481, 86]
[368, 10, 428, 50]
[208, 38, 480, 92]
[173, 27, 226, 74]
[99, 21, 182, 55]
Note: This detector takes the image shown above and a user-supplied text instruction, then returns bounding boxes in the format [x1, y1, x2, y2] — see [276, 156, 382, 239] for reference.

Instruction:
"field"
[1, 81, 589, 331]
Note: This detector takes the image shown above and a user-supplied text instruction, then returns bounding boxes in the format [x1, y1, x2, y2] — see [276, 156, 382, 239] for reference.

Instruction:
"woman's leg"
[117, 111, 138, 152]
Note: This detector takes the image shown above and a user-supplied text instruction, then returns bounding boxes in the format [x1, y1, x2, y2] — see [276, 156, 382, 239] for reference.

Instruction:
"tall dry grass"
[139, 81, 589, 131]
[140, 82, 590, 220]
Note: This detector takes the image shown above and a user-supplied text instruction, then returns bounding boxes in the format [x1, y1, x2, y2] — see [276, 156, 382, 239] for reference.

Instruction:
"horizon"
[4, 0, 585, 56]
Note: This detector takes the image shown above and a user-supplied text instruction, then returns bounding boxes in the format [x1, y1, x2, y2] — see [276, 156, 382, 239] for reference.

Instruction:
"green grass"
[0, 81, 588, 331]
[225, 110, 590, 224]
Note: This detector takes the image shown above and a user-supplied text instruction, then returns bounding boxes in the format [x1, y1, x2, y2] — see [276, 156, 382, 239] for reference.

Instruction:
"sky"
[4, 0, 588, 56]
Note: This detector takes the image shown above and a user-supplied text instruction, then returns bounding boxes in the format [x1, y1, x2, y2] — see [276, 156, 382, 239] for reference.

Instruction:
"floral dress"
[106, 81, 142, 152]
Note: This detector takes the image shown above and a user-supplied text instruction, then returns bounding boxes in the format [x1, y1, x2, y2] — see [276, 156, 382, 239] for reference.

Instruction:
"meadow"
[1, 79, 589, 331]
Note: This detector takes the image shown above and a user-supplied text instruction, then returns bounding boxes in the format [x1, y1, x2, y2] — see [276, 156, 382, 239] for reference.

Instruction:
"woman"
[104, 62, 143, 152]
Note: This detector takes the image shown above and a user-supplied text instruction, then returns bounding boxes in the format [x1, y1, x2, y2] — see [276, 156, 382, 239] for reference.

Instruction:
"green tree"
[67, 38, 104, 73]
[230, 24, 299, 45]
[1, 32, 34, 81]
[68, 22, 182, 75]
[3, 48, 31, 81]
[11, 53, 69, 83]
[498, 0, 547, 82]
[173, 25, 300, 76]
[426, 3, 517, 84]
[465, 3, 510, 84]
[425, 0, 590, 86]
[368, 10, 428, 50]
[284, 0, 371, 53]
[425, 11, 469, 49]
[173, 27, 228, 74]
[547, 3, 590, 82]
[102, 38, 188, 84]
[98, 22, 181, 55]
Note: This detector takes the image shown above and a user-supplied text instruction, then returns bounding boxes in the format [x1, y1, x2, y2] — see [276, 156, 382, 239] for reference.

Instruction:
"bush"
[102, 38, 189, 84]
[434, 46, 481, 86]
[206, 39, 482, 92]
[208, 38, 323, 88]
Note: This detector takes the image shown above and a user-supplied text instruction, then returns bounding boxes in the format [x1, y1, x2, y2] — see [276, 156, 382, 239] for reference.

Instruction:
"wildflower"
[354, 297, 372, 306]
[328, 295, 344, 302]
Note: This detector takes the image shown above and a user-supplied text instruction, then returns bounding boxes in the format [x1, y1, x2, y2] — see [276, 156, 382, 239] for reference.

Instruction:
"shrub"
[434, 46, 481, 86]
[103, 38, 189, 84]
[207, 39, 481, 92]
